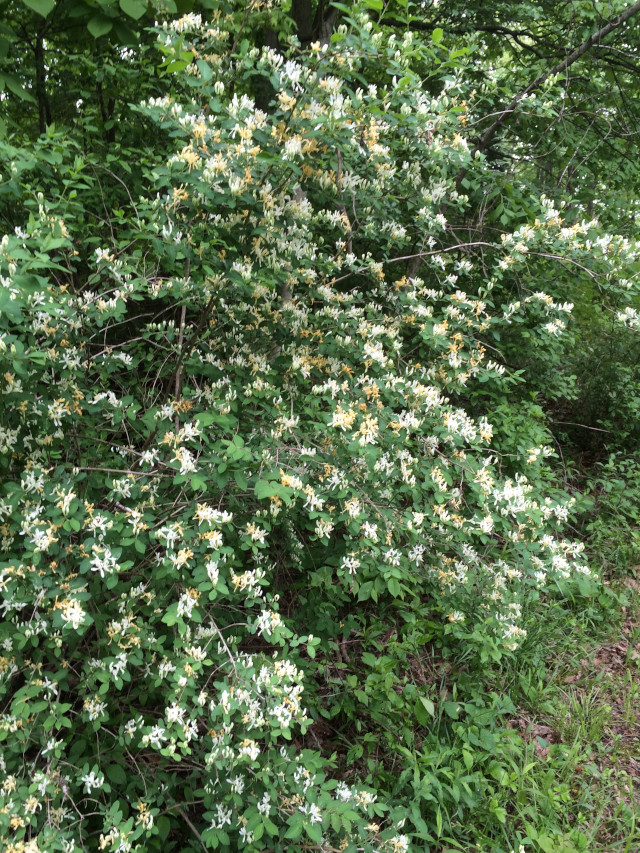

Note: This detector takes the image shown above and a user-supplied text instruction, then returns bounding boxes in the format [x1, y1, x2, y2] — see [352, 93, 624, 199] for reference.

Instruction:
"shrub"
[1, 4, 639, 851]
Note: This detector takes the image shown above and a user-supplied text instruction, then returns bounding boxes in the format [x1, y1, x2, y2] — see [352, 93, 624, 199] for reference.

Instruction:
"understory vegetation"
[0, 1, 639, 851]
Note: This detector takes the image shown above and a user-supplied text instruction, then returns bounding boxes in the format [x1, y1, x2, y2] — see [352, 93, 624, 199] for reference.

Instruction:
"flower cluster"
[1, 4, 639, 852]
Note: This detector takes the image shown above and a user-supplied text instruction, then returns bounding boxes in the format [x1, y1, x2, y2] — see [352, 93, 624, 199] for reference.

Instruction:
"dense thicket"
[0, 2, 638, 852]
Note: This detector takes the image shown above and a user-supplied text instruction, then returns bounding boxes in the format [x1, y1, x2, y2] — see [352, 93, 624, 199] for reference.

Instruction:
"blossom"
[90, 546, 119, 579]
[60, 599, 86, 630]
[245, 522, 267, 544]
[331, 405, 357, 430]
[177, 588, 200, 619]
[300, 802, 322, 823]
[315, 517, 334, 538]
[257, 792, 271, 815]
[361, 521, 378, 541]
[81, 768, 105, 793]
[83, 696, 107, 721]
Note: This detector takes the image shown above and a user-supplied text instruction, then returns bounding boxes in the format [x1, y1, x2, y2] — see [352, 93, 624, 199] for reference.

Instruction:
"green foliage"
[1, 2, 639, 852]
[579, 453, 640, 574]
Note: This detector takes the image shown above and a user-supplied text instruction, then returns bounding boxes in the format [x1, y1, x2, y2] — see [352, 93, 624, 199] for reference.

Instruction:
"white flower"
[361, 521, 378, 541]
[43, 738, 63, 755]
[341, 554, 360, 575]
[173, 446, 197, 475]
[257, 792, 271, 815]
[90, 545, 119, 579]
[335, 781, 352, 801]
[238, 738, 260, 760]
[227, 775, 244, 794]
[384, 548, 401, 566]
[283, 135, 303, 160]
[239, 827, 254, 844]
[166, 703, 185, 725]
[246, 523, 267, 544]
[216, 804, 232, 827]
[315, 517, 334, 538]
[300, 802, 322, 823]
[81, 769, 105, 793]
[61, 600, 86, 630]
[206, 559, 219, 585]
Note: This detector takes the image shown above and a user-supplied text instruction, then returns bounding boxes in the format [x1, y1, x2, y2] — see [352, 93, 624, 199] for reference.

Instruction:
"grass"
[327, 567, 640, 853]
[487, 565, 640, 853]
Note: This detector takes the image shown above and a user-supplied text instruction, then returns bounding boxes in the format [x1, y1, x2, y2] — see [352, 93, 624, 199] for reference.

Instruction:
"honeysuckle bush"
[2, 3, 640, 852]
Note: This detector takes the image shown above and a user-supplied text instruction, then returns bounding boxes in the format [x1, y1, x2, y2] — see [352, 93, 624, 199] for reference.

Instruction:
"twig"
[552, 421, 611, 432]
[456, 0, 640, 187]
[175, 805, 207, 851]
[208, 618, 238, 677]
[174, 259, 190, 430]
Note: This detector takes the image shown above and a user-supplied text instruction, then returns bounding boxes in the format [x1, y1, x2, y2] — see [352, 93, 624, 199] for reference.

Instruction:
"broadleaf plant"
[1, 2, 639, 852]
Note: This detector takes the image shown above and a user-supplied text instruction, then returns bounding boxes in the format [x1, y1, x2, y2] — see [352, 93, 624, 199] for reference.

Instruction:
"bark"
[291, 0, 338, 44]
[291, 0, 314, 43]
[34, 29, 51, 135]
[97, 81, 116, 144]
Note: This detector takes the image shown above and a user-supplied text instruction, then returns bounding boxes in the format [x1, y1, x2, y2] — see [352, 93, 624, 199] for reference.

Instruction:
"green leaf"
[388, 578, 402, 597]
[432, 27, 444, 44]
[492, 807, 508, 825]
[22, 0, 56, 16]
[87, 15, 114, 38]
[166, 60, 192, 74]
[305, 821, 323, 843]
[443, 701, 461, 719]
[119, 0, 147, 20]
[194, 412, 217, 427]
[420, 696, 435, 717]
[106, 764, 127, 785]
[156, 816, 171, 841]
[196, 59, 212, 80]
[112, 19, 138, 44]
[162, 603, 179, 627]
[284, 820, 303, 840]
[263, 818, 278, 836]
[414, 696, 435, 725]
[255, 480, 280, 499]
[1, 73, 36, 103]
[0, 289, 23, 321]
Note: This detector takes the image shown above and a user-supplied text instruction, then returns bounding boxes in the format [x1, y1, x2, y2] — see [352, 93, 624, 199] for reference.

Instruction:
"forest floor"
[504, 568, 640, 852]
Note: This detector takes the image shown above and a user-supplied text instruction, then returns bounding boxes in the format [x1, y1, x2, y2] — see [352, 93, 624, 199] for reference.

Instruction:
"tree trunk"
[34, 29, 51, 135]
[291, 0, 314, 43]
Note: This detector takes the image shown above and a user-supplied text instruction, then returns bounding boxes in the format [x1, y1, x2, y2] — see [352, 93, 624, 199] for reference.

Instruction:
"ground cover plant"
[1, 1, 640, 851]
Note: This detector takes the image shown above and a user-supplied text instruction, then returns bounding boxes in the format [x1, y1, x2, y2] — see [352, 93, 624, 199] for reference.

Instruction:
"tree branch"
[456, 0, 640, 187]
